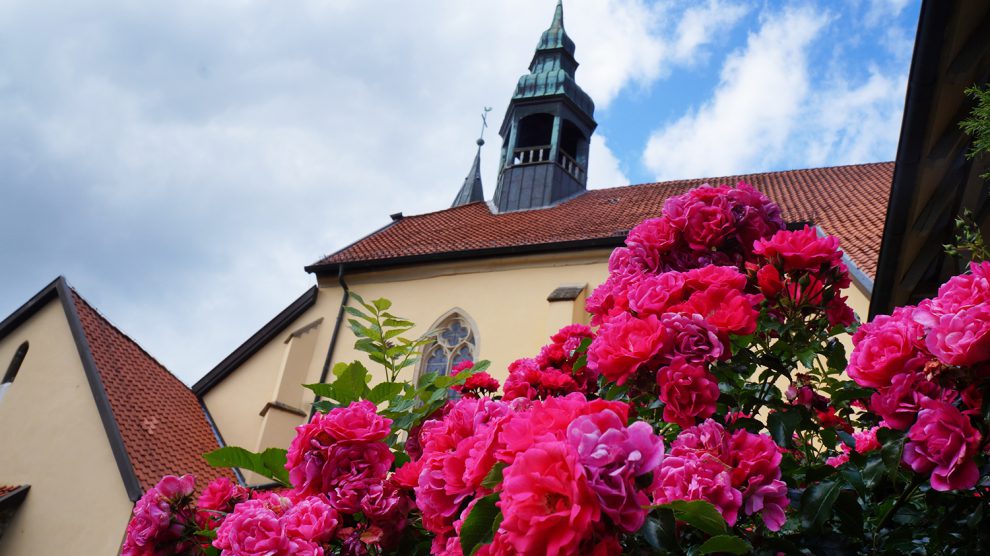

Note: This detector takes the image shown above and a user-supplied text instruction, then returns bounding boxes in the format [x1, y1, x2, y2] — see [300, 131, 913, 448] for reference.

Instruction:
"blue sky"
[0, 0, 920, 384]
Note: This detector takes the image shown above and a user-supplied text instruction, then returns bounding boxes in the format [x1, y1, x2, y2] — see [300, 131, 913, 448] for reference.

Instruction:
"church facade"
[193, 2, 889, 477]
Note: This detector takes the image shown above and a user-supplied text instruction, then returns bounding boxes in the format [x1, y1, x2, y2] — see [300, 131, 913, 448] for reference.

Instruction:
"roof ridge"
[67, 284, 192, 393]
[592, 160, 897, 194]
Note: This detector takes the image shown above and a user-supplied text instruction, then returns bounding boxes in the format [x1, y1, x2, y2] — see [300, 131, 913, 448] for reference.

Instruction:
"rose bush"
[123, 183, 989, 555]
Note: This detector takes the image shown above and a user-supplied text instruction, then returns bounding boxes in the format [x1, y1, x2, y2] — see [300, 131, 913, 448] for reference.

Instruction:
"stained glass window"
[419, 312, 477, 377]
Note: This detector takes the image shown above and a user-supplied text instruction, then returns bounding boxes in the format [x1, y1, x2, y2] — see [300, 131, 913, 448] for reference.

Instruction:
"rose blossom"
[653, 455, 742, 526]
[659, 313, 725, 364]
[903, 400, 982, 491]
[869, 372, 951, 430]
[752, 226, 843, 272]
[282, 496, 340, 544]
[500, 441, 599, 555]
[198, 477, 250, 512]
[657, 358, 720, 428]
[587, 312, 668, 385]
[214, 500, 290, 556]
[321, 400, 393, 443]
[847, 307, 929, 389]
[566, 411, 664, 532]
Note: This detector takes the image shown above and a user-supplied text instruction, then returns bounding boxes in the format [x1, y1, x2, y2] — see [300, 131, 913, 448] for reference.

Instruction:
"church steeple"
[452, 108, 491, 207]
[492, 0, 597, 212]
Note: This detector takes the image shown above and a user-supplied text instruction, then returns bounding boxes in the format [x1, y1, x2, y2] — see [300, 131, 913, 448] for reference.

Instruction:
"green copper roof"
[535, 0, 575, 54]
[512, 0, 594, 118]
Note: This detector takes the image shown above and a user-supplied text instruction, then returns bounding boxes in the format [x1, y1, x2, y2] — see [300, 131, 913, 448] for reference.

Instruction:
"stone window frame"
[416, 309, 480, 379]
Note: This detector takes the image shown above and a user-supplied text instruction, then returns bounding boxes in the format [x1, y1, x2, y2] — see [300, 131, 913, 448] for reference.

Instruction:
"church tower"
[492, 0, 597, 212]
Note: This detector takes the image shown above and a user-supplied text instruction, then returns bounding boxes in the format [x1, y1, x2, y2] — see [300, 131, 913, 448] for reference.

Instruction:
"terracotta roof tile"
[315, 162, 892, 279]
[70, 291, 234, 491]
[0, 485, 20, 497]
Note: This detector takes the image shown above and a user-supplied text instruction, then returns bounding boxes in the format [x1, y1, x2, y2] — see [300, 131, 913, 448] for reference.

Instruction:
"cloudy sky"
[0, 0, 920, 384]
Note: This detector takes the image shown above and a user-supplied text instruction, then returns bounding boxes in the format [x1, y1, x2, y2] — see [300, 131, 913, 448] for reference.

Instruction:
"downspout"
[310, 265, 349, 418]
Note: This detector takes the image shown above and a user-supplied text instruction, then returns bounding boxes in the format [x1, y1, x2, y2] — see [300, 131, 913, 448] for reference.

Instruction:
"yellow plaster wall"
[328, 251, 613, 385]
[0, 300, 134, 555]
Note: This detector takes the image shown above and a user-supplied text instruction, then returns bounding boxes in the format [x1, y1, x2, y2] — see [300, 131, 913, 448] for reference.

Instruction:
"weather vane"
[477, 107, 492, 146]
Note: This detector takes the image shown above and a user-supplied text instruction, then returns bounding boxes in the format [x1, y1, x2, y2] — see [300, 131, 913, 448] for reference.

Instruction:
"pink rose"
[500, 441, 599, 555]
[566, 411, 664, 532]
[847, 307, 929, 389]
[587, 313, 669, 385]
[903, 400, 982, 491]
[214, 500, 290, 556]
[653, 455, 742, 526]
[924, 306, 990, 367]
[657, 358, 720, 428]
[322, 400, 393, 443]
[869, 372, 950, 430]
[281, 496, 339, 544]
[752, 226, 843, 272]
[659, 313, 725, 364]
[198, 477, 250, 512]
[672, 286, 758, 337]
[627, 271, 687, 316]
[683, 197, 734, 251]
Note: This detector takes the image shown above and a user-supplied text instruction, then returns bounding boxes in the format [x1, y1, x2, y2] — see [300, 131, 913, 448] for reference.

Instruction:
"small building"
[0, 278, 233, 554]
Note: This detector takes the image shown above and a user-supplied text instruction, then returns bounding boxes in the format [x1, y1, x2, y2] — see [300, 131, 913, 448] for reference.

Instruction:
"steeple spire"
[492, 1, 597, 212]
[452, 108, 491, 207]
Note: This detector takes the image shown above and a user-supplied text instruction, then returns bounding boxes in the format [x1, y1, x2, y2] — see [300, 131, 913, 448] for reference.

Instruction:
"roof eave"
[305, 236, 626, 276]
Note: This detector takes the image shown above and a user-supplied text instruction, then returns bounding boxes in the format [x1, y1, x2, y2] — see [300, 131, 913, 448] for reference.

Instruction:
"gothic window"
[0, 341, 28, 403]
[419, 311, 478, 377]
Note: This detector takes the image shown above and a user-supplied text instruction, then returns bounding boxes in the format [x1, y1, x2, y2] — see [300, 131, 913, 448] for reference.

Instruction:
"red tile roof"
[313, 162, 893, 279]
[0, 485, 20, 497]
[70, 291, 235, 492]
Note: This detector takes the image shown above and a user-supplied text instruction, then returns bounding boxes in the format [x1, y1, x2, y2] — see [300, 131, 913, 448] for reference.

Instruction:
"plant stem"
[874, 477, 922, 547]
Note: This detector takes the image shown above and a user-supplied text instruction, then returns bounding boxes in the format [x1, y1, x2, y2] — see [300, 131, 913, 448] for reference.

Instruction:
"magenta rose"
[566, 411, 664, 532]
[903, 400, 982, 491]
[214, 500, 290, 556]
[869, 372, 950, 430]
[653, 455, 742, 526]
[282, 496, 340, 544]
[627, 271, 687, 316]
[500, 441, 599, 555]
[752, 225, 843, 272]
[587, 312, 669, 385]
[198, 477, 250, 512]
[657, 358, 720, 428]
[847, 307, 929, 389]
[322, 400, 393, 443]
[659, 313, 725, 364]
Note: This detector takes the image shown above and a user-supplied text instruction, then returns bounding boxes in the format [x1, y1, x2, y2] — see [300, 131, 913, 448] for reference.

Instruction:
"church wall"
[0, 299, 133, 555]
[325, 250, 614, 385]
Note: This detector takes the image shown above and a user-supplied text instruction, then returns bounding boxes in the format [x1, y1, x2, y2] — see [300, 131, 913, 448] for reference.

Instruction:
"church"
[193, 1, 887, 470]
[2, 0, 987, 553]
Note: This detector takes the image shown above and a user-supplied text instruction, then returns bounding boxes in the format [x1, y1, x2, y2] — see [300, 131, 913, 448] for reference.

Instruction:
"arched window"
[419, 310, 478, 377]
[0, 341, 28, 403]
[2, 341, 28, 385]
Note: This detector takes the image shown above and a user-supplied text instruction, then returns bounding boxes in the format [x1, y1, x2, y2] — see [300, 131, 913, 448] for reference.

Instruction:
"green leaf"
[259, 448, 291, 485]
[368, 381, 404, 405]
[372, 298, 392, 311]
[699, 534, 751, 554]
[333, 361, 371, 404]
[639, 517, 661, 550]
[878, 428, 905, 476]
[801, 479, 843, 531]
[767, 409, 801, 448]
[481, 462, 505, 489]
[203, 446, 290, 486]
[303, 382, 336, 399]
[460, 493, 500, 556]
[657, 500, 728, 537]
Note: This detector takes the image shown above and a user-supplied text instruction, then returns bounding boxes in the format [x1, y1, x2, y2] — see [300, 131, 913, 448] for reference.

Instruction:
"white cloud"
[0, 0, 752, 383]
[642, 7, 829, 180]
[865, 0, 912, 26]
[672, 0, 750, 63]
[588, 135, 630, 189]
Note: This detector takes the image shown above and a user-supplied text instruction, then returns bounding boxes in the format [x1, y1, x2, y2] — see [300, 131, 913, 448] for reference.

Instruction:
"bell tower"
[492, 0, 597, 212]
